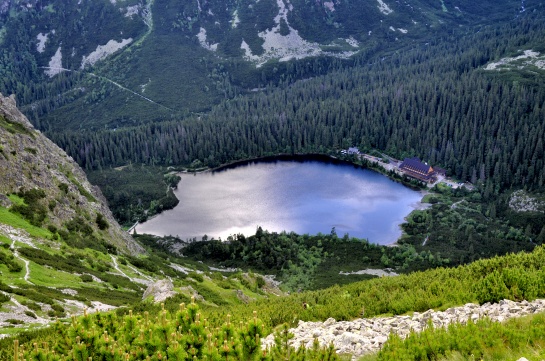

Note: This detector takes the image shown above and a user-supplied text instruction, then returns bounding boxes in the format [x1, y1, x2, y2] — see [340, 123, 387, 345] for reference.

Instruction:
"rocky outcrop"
[235, 289, 252, 304]
[509, 190, 545, 213]
[0, 93, 143, 255]
[262, 299, 545, 359]
[142, 279, 177, 303]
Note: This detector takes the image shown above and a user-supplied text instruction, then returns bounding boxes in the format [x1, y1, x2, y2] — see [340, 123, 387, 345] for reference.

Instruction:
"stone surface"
[142, 279, 177, 302]
[262, 299, 545, 360]
[0, 93, 143, 255]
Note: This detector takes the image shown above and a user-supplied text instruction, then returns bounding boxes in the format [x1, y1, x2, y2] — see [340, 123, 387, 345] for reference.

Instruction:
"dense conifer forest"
[49, 13, 545, 199]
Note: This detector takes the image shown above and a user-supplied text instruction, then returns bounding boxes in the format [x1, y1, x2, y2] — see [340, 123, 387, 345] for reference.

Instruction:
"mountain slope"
[1, 0, 540, 130]
[0, 96, 285, 334]
[0, 93, 143, 255]
[0, 92, 150, 329]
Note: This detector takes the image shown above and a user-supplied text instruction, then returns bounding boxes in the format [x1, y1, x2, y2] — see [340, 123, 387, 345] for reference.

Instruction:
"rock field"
[262, 299, 545, 359]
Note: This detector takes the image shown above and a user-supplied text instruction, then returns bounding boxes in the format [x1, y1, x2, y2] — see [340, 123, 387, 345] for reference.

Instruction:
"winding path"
[10, 241, 32, 285]
[110, 255, 153, 285]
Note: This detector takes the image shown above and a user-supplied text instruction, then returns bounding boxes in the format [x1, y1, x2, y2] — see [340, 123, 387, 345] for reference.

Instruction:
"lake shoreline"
[181, 152, 426, 192]
[137, 155, 429, 244]
[181, 153, 360, 174]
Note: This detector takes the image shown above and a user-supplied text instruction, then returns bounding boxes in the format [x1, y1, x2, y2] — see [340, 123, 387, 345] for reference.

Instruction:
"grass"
[420, 193, 438, 203]
[0, 263, 25, 284]
[26, 262, 86, 289]
[0, 234, 11, 245]
[66, 173, 96, 203]
[202, 278, 253, 306]
[0, 323, 46, 337]
[0, 207, 52, 239]
[0, 115, 33, 138]
[7, 194, 25, 206]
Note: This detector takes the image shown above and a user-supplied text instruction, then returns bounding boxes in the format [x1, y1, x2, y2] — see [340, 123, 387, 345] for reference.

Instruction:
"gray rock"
[235, 289, 252, 304]
[0, 194, 11, 208]
[0, 93, 143, 255]
[262, 298, 545, 361]
[142, 279, 176, 302]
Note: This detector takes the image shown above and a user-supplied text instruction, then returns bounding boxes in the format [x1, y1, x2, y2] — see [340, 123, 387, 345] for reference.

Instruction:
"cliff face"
[0, 93, 143, 255]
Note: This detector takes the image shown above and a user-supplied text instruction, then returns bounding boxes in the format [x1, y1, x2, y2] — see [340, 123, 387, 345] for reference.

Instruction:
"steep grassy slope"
[0, 92, 145, 330]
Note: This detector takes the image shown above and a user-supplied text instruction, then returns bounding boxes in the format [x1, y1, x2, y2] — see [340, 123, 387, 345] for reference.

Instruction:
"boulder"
[0, 194, 11, 208]
[142, 279, 177, 303]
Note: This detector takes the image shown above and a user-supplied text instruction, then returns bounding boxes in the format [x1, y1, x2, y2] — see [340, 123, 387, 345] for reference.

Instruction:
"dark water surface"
[135, 158, 424, 244]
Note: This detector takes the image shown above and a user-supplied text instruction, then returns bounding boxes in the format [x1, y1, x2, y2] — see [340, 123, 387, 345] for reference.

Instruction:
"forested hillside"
[50, 12, 545, 195]
[0, 0, 540, 129]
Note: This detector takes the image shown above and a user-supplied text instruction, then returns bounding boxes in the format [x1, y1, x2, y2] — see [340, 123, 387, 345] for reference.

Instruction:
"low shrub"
[80, 274, 93, 282]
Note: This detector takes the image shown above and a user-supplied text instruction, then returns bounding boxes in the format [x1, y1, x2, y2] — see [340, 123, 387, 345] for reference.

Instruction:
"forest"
[3, 0, 532, 130]
[139, 227, 451, 291]
[87, 165, 180, 225]
[48, 12, 545, 199]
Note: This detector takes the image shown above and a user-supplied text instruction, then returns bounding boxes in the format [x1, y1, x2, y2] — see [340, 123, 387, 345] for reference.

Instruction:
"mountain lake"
[135, 156, 426, 245]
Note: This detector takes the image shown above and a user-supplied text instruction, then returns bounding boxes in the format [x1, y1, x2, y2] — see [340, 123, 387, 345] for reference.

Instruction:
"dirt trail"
[110, 255, 152, 285]
[11, 241, 32, 284]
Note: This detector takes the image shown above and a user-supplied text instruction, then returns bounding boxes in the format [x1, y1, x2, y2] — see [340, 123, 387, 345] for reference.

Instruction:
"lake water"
[135, 157, 424, 245]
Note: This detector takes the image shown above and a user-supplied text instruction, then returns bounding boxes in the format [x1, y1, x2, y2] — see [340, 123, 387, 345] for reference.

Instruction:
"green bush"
[21, 301, 41, 311]
[376, 314, 545, 361]
[256, 275, 266, 289]
[187, 271, 204, 282]
[16, 300, 340, 361]
[204, 246, 545, 330]
[58, 183, 69, 194]
[24, 311, 36, 319]
[0, 249, 23, 273]
[126, 255, 158, 273]
[80, 274, 93, 282]
[9, 188, 48, 226]
[95, 213, 109, 230]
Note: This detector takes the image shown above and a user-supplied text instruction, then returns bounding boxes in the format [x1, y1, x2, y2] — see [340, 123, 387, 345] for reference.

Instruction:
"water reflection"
[135, 160, 424, 245]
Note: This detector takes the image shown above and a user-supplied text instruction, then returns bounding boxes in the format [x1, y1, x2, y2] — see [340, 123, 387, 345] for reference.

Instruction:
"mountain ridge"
[0, 92, 143, 255]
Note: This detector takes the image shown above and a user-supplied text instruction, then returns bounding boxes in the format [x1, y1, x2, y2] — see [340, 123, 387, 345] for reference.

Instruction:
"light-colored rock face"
[45, 46, 63, 77]
[484, 50, 545, 71]
[80, 38, 133, 69]
[0, 93, 143, 255]
[262, 299, 545, 359]
[142, 279, 177, 302]
[240, 0, 359, 67]
[0, 0, 9, 14]
[509, 190, 545, 213]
